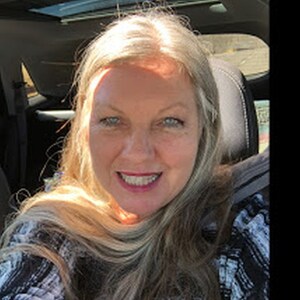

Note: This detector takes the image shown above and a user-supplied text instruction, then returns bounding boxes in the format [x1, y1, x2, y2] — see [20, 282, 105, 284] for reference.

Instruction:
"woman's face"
[88, 61, 201, 220]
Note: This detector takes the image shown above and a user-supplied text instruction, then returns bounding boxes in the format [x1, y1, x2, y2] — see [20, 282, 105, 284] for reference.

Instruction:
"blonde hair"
[0, 10, 232, 300]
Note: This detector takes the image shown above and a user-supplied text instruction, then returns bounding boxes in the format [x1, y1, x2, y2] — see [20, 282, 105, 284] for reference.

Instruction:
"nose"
[121, 128, 155, 162]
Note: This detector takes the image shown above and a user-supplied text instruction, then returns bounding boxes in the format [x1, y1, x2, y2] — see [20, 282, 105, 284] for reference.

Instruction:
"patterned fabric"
[218, 193, 269, 299]
[0, 193, 269, 299]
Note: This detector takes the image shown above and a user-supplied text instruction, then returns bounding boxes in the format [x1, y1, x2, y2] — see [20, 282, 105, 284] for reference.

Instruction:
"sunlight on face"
[88, 59, 201, 222]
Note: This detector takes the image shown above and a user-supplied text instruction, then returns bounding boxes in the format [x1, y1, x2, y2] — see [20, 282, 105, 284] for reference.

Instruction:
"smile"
[117, 172, 161, 186]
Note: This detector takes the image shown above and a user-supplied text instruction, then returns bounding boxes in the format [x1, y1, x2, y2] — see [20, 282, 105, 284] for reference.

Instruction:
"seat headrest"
[210, 58, 259, 163]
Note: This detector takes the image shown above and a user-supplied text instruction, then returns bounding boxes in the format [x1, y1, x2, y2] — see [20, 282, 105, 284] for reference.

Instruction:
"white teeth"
[119, 173, 160, 186]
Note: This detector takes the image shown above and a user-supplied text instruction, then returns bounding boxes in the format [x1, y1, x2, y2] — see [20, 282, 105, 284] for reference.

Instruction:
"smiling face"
[88, 60, 201, 221]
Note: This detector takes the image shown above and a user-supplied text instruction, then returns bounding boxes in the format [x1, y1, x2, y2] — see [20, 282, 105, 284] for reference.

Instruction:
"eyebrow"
[96, 102, 189, 114]
[96, 103, 124, 114]
[157, 102, 189, 114]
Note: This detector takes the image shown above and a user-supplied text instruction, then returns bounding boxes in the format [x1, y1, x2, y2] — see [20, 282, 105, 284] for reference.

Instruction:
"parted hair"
[0, 10, 233, 300]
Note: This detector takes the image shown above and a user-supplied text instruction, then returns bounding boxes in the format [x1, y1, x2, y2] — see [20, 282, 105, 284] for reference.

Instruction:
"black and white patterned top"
[0, 193, 269, 299]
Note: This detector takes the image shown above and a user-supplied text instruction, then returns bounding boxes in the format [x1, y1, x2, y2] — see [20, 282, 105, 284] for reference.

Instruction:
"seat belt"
[231, 148, 269, 204]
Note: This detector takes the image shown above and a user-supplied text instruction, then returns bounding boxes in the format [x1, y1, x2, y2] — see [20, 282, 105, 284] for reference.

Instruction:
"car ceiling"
[0, 0, 67, 10]
[0, 0, 269, 99]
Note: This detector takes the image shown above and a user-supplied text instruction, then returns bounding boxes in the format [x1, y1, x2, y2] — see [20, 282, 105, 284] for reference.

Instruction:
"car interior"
[0, 0, 269, 233]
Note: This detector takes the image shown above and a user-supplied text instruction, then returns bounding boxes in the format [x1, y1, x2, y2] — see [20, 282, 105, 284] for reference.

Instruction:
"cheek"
[157, 136, 198, 204]
[160, 135, 199, 175]
[89, 131, 119, 175]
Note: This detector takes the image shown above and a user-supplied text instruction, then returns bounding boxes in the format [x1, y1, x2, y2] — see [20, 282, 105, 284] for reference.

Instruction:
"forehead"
[90, 59, 195, 108]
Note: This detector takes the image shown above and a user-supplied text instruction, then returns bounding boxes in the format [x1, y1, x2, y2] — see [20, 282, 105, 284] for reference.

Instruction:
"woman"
[0, 11, 269, 299]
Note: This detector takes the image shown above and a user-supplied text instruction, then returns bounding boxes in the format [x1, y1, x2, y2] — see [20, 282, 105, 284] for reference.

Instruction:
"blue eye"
[99, 117, 120, 127]
[163, 117, 184, 128]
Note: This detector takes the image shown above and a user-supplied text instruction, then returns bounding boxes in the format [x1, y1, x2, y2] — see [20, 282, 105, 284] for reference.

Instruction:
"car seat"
[210, 57, 259, 163]
[210, 57, 269, 201]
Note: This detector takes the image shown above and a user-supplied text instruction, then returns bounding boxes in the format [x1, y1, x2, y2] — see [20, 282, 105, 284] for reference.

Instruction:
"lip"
[115, 171, 162, 193]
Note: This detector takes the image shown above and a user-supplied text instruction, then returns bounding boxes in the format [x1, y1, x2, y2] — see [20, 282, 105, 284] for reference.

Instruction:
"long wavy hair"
[0, 10, 233, 300]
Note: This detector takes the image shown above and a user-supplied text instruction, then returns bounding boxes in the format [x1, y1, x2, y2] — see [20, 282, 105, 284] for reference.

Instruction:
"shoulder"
[218, 193, 269, 299]
[0, 220, 77, 299]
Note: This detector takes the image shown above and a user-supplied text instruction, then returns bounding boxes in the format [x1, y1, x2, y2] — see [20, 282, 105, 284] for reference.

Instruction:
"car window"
[201, 33, 269, 78]
[30, 0, 220, 20]
[22, 63, 38, 98]
[30, 0, 142, 18]
[254, 100, 269, 153]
